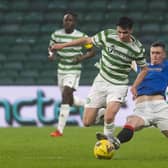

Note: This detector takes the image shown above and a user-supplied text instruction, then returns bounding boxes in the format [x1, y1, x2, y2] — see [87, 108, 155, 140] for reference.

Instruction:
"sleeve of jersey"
[81, 34, 93, 49]
[91, 30, 106, 48]
[49, 33, 57, 46]
[163, 61, 168, 79]
[135, 48, 148, 67]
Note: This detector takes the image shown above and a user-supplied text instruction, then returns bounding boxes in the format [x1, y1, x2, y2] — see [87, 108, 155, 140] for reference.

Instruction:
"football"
[93, 139, 115, 159]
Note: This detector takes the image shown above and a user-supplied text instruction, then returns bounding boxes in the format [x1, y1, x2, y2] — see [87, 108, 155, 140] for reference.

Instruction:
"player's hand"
[48, 47, 54, 61]
[72, 56, 82, 63]
[130, 86, 137, 100]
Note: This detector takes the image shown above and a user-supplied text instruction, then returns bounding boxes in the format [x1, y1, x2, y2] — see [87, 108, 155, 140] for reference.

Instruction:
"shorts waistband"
[135, 95, 164, 104]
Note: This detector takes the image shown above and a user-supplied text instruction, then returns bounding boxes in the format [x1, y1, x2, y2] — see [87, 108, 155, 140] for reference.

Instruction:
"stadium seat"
[47, 0, 69, 11]
[15, 77, 36, 85]
[0, 24, 20, 34]
[2, 69, 19, 78]
[0, 53, 7, 61]
[141, 24, 160, 34]
[143, 13, 163, 23]
[69, 1, 88, 11]
[106, 0, 127, 11]
[10, 44, 31, 54]
[4, 12, 24, 23]
[23, 12, 43, 23]
[126, 0, 147, 11]
[160, 24, 168, 34]
[10, 0, 30, 11]
[0, 77, 14, 85]
[87, 0, 107, 11]
[20, 70, 39, 78]
[23, 62, 44, 70]
[3, 61, 23, 70]
[36, 78, 56, 85]
[19, 24, 40, 34]
[0, 0, 9, 11]
[148, 0, 167, 11]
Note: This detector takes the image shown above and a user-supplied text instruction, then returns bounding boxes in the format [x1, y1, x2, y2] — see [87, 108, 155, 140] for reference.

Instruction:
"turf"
[0, 126, 168, 168]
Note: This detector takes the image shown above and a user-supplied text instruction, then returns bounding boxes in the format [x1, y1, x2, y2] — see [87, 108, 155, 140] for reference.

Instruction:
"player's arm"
[131, 61, 138, 72]
[51, 37, 92, 50]
[48, 33, 57, 61]
[48, 46, 55, 61]
[131, 66, 148, 99]
[73, 44, 96, 63]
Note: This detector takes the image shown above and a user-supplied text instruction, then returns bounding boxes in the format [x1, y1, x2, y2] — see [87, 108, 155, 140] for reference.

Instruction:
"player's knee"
[62, 87, 74, 105]
[83, 118, 92, 127]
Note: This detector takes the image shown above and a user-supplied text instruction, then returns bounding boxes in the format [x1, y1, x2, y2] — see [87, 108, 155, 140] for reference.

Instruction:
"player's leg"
[116, 115, 145, 144]
[83, 107, 99, 126]
[155, 100, 168, 138]
[104, 101, 121, 137]
[57, 86, 74, 132]
[97, 115, 145, 149]
[50, 74, 78, 137]
[115, 100, 154, 147]
[83, 74, 106, 126]
[50, 85, 73, 137]
[104, 84, 128, 138]
[73, 95, 85, 106]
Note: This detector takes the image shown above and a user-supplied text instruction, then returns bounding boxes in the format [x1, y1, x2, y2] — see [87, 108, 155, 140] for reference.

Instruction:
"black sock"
[117, 125, 134, 143]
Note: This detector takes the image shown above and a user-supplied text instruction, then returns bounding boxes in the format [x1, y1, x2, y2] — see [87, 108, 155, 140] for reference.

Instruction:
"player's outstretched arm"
[73, 47, 95, 63]
[51, 37, 92, 50]
[131, 66, 148, 99]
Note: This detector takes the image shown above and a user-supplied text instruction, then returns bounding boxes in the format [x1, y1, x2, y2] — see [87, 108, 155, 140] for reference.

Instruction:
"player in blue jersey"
[97, 41, 168, 149]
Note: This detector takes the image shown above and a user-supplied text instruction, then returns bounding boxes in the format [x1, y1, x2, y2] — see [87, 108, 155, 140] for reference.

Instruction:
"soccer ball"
[94, 139, 115, 159]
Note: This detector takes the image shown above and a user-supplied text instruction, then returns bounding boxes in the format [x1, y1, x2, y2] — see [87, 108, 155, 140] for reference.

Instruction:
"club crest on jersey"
[108, 45, 115, 53]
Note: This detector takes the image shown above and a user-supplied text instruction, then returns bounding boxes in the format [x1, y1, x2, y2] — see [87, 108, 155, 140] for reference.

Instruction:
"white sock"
[57, 104, 70, 134]
[104, 121, 115, 137]
[73, 96, 85, 106]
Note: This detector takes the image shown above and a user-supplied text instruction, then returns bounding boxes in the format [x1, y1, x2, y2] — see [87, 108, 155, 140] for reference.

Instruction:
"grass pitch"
[0, 126, 168, 168]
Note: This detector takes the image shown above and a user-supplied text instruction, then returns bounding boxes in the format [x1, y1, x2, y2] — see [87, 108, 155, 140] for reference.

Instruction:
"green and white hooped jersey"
[50, 29, 87, 74]
[92, 29, 147, 85]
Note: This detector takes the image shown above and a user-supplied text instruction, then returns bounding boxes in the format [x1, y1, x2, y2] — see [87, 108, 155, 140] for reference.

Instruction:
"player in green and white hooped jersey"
[51, 17, 148, 140]
[48, 11, 95, 137]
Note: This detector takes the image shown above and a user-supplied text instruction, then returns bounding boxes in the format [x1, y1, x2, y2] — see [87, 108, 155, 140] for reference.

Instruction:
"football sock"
[104, 121, 115, 137]
[73, 96, 85, 106]
[117, 124, 134, 143]
[57, 104, 70, 134]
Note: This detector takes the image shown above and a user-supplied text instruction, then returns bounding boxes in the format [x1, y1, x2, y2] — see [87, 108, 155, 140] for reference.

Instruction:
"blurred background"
[0, 0, 167, 86]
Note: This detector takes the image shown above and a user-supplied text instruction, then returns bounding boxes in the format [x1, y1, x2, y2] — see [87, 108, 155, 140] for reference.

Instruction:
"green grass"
[0, 126, 168, 168]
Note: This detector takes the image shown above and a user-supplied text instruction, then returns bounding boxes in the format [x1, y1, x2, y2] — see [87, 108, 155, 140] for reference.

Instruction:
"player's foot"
[95, 109, 105, 124]
[96, 132, 120, 150]
[50, 130, 63, 137]
[96, 132, 108, 140]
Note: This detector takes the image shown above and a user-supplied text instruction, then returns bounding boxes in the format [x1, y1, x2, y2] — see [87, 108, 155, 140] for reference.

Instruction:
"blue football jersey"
[137, 60, 168, 97]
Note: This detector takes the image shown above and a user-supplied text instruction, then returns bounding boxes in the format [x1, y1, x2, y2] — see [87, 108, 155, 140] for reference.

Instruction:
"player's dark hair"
[64, 10, 78, 21]
[151, 41, 166, 50]
[116, 16, 134, 29]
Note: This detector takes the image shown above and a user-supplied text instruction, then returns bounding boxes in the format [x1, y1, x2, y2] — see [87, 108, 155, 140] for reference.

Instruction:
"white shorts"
[85, 74, 128, 108]
[133, 100, 168, 131]
[57, 73, 81, 92]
